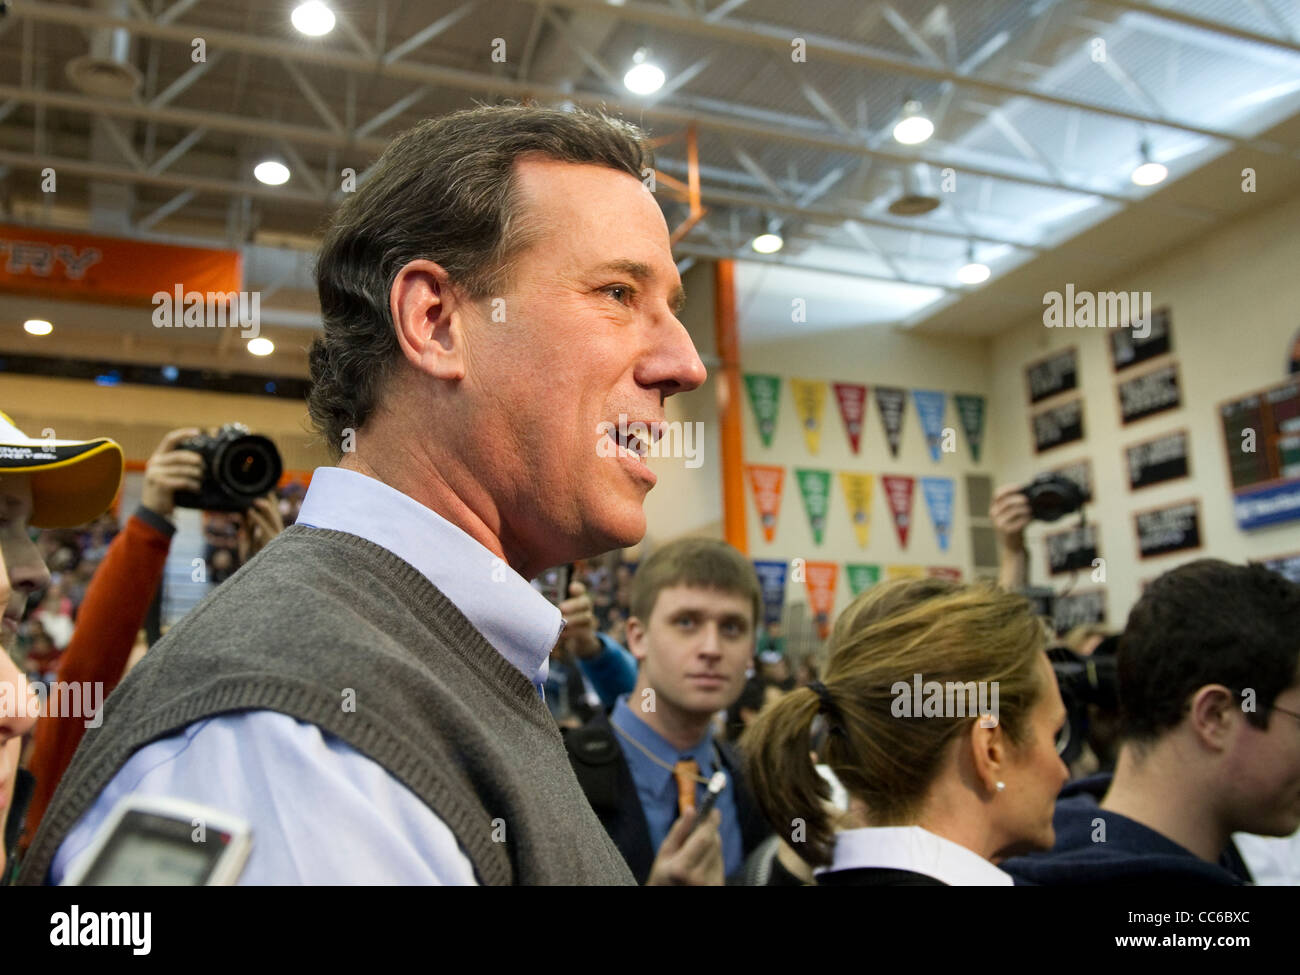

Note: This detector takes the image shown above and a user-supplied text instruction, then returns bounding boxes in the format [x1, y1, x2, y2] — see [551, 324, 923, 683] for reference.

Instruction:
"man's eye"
[602, 284, 634, 305]
[675, 617, 697, 629]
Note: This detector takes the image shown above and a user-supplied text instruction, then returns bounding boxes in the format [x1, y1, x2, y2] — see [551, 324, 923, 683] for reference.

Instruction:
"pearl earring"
[996, 781, 1006, 792]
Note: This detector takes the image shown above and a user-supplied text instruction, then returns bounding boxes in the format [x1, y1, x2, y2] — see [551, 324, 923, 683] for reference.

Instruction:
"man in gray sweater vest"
[20, 105, 711, 885]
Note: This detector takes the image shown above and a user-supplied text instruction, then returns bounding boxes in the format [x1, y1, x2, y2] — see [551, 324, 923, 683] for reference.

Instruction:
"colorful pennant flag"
[746, 465, 786, 544]
[913, 389, 948, 463]
[881, 474, 915, 548]
[790, 379, 827, 455]
[744, 374, 782, 448]
[795, 468, 832, 545]
[752, 560, 789, 628]
[833, 382, 868, 455]
[886, 565, 926, 581]
[845, 563, 881, 596]
[954, 393, 986, 463]
[920, 476, 955, 552]
[804, 561, 839, 641]
[839, 472, 874, 548]
[874, 386, 907, 459]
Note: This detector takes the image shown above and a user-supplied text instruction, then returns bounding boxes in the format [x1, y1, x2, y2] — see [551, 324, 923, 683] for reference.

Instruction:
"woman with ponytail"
[742, 578, 1068, 885]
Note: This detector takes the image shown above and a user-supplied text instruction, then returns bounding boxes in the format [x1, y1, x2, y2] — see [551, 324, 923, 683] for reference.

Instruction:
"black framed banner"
[1025, 347, 1078, 405]
[1125, 429, 1191, 490]
[1045, 522, 1099, 575]
[1110, 305, 1172, 372]
[1031, 397, 1085, 453]
[1135, 499, 1202, 559]
[1118, 361, 1181, 425]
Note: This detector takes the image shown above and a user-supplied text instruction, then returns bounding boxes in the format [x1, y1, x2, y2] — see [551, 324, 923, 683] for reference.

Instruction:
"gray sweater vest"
[19, 525, 634, 886]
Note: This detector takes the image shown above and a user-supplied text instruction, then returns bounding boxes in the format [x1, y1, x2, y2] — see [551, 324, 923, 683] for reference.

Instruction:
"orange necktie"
[673, 759, 700, 816]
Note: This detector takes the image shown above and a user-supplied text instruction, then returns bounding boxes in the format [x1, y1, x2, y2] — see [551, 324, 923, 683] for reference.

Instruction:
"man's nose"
[641, 318, 707, 397]
[8, 536, 51, 600]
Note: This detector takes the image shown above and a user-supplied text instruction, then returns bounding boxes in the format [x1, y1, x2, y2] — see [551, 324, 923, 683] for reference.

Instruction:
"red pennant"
[833, 383, 867, 454]
[882, 475, 915, 548]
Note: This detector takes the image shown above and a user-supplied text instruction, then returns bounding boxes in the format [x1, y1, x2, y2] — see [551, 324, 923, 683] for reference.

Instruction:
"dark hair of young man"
[1118, 559, 1300, 743]
[629, 537, 762, 629]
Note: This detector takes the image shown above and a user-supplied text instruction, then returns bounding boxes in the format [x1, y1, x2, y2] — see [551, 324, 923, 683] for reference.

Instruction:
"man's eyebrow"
[592, 260, 687, 315]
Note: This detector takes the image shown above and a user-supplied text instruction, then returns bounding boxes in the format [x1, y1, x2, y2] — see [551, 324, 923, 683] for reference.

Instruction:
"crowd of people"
[2, 103, 1298, 887]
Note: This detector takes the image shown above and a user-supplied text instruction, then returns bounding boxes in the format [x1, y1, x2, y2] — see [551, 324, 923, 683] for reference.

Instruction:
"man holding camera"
[22, 105, 707, 885]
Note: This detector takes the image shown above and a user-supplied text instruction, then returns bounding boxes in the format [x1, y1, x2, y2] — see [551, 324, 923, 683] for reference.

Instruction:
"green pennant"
[744, 374, 782, 448]
[954, 393, 986, 463]
[795, 468, 831, 545]
[845, 563, 881, 596]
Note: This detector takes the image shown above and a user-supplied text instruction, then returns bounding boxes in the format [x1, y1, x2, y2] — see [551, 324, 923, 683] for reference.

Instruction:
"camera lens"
[217, 435, 282, 498]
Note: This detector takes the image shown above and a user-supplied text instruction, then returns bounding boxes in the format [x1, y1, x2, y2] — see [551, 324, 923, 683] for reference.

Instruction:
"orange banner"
[804, 560, 839, 640]
[0, 224, 241, 305]
[746, 464, 785, 544]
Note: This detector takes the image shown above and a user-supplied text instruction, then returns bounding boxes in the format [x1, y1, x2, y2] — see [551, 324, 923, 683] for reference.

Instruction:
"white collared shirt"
[816, 826, 1014, 886]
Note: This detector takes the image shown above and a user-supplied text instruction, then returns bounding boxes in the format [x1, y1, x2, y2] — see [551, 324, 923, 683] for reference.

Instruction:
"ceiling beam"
[1090, 0, 1300, 56]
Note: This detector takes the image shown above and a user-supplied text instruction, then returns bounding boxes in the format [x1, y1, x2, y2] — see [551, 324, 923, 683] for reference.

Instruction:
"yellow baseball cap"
[0, 411, 124, 528]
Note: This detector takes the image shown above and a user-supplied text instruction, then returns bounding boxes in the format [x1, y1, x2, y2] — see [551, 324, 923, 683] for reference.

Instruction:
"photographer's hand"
[140, 428, 204, 520]
[238, 494, 285, 563]
[990, 484, 1031, 590]
[558, 581, 602, 660]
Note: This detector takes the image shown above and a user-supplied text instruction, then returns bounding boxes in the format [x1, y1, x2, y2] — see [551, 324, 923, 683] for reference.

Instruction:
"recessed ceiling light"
[292, 1, 336, 37]
[1131, 161, 1167, 186]
[957, 261, 990, 284]
[751, 232, 784, 254]
[893, 99, 934, 145]
[248, 337, 275, 356]
[254, 160, 290, 186]
[624, 48, 665, 95]
[23, 319, 53, 335]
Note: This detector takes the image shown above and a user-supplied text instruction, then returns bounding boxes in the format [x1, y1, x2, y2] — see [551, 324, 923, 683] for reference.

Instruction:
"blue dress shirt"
[609, 694, 744, 877]
[51, 466, 565, 885]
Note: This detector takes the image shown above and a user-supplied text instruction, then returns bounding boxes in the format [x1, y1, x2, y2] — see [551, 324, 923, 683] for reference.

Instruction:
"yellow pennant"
[790, 379, 827, 455]
[839, 472, 874, 548]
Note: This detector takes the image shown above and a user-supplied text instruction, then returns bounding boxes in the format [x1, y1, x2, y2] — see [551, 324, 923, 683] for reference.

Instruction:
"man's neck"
[1101, 742, 1228, 862]
[627, 680, 712, 754]
[341, 439, 520, 572]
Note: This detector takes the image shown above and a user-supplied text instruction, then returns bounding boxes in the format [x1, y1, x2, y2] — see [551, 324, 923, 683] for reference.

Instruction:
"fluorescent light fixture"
[292, 1, 335, 37]
[254, 160, 290, 186]
[893, 99, 934, 145]
[624, 48, 665, 95]
[247, 337, 275, 356]
[23, 318, 53, 335]
[751, 232, 784, 254]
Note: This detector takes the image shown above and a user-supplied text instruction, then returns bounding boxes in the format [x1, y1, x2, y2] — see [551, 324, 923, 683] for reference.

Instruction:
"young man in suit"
[565, 537, 773, 884]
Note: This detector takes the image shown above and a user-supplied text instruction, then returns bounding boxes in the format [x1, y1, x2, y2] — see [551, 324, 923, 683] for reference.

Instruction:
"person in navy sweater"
[1004, 559, 1300, 885]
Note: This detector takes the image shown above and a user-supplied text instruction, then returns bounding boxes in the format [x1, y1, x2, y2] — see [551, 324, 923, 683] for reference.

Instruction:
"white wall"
[988, 192, 1300, 631]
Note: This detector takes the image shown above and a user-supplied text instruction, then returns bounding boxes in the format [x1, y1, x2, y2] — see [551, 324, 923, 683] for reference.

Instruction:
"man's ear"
[625, 616, 648, 664]
[1188, 684, 1236, 750]
[390, 259, 469, 380]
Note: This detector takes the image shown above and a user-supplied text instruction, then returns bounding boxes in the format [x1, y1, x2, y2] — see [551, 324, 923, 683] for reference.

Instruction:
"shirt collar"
[610, 695, 715, 793]
[295, 466, 559, 685]
[817, 826, 1014, 886]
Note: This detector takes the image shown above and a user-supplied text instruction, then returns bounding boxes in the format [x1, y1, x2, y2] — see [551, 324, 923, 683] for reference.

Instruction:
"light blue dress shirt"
[609, 694, 744, 877]
[51, 466, 564, 885]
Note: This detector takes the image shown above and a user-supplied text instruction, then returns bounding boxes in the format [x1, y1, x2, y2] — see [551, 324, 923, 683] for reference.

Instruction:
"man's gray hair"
[309, 104, 652, 456]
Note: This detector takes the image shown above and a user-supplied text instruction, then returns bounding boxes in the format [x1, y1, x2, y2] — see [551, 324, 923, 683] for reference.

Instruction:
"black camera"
[174, 423, 283, 511]
[1048, 641, 1119, 766]
[1019, 473, 1086, 523]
